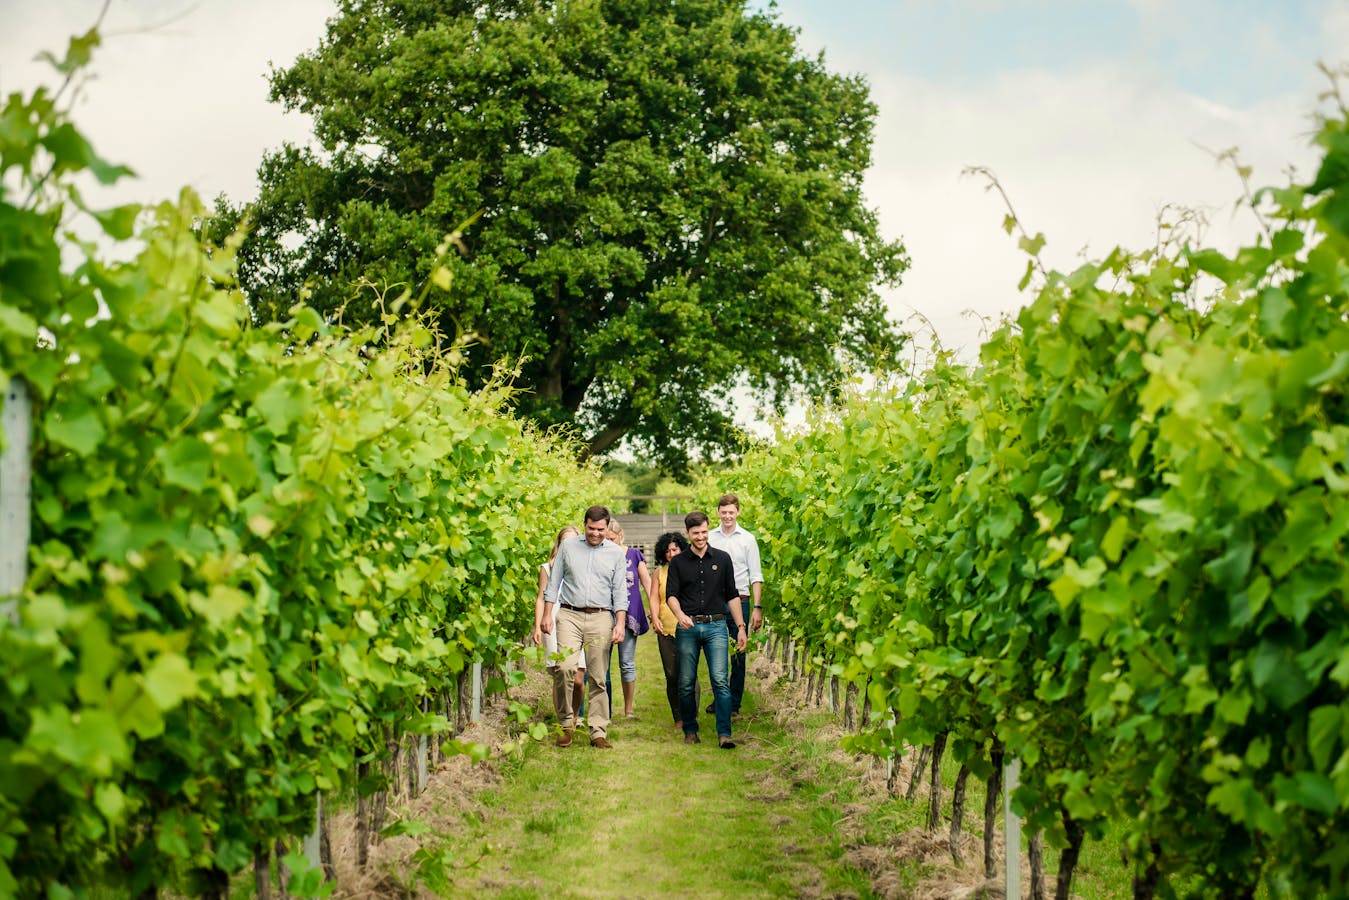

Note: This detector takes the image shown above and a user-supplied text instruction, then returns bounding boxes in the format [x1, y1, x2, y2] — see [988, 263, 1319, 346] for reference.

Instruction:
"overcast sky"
[3, 0, 1347, 361]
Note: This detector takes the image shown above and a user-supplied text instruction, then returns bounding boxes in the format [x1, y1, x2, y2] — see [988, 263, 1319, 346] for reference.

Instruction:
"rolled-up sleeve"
[722, 557, 740, 605]
[747, 537, 763, 587]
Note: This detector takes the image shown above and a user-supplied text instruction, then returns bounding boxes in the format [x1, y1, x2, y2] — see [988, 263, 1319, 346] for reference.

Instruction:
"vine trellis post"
[471, 660, 483, 722]
[1, 377, 32, 623]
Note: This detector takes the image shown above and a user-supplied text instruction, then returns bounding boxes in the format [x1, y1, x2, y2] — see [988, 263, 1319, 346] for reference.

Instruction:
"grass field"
[326, 632, 1134, 899]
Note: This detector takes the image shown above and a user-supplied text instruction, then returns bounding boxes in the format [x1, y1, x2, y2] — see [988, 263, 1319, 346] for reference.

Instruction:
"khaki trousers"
[554, 605, 614, 739]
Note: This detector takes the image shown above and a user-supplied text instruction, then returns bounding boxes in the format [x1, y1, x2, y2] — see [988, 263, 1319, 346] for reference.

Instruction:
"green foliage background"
[0, 32, 601, 896]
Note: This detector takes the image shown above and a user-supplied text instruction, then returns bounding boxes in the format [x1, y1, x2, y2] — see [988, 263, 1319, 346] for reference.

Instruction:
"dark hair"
[654, 531, 689, 562]
[584, 504, 612, 525]
[684, 510, 709, 530]
[717, 493, 740, 509]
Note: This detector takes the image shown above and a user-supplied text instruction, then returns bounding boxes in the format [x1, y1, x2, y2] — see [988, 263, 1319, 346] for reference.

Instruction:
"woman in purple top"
[606, 520, 651, 717]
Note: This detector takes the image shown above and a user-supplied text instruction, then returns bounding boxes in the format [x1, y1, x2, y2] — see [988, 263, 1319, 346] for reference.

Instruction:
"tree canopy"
[218, 0, 908, 467]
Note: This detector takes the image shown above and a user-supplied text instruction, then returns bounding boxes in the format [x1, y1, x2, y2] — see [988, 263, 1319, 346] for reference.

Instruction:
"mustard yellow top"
[653, 564, 677, 634]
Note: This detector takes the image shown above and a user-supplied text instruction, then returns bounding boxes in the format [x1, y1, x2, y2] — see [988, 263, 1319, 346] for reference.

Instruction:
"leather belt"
[561, 604, 608, 613]
[690, 614, 726, 623]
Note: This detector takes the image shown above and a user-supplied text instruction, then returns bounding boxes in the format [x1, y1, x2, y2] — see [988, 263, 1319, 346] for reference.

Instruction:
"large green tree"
[219, 0, 908, 466]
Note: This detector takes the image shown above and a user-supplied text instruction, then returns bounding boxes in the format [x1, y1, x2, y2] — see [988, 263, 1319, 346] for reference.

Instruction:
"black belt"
[561, 604, 609, 613]
[690, 614, 725, 623]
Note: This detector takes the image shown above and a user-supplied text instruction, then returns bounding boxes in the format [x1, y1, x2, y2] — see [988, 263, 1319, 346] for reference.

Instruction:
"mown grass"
[405, 634, 1138, 899]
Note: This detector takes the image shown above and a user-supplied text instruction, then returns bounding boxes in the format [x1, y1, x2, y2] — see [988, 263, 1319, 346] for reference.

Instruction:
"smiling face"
[687, 521, 710, 552]
[717, 503, 739, 532]
[665, 542, 683, 562]
[584, 517, 608, 546]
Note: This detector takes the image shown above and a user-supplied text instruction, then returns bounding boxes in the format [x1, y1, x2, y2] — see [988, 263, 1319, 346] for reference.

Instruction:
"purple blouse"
[623, 546, 649, 635]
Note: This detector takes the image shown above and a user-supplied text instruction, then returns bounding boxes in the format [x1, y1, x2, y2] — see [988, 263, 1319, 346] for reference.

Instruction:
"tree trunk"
[906, 744, 931, 801]
[201, 866, 229, 900]
[320, 794, 336, 882]
[984, 742, 1004, 880]
[1132, 840, 1161, 900]
[1054, 812, 1085, 900]
[372, 785, 389, 845]
[356, 761, 371, 870]
[253, 843, 271, 900]
[1029, 830, 1046, 900]
[950, 764, 971, 866]
[275, 839, 291, 900]
[844, 681, 858, 730]
[926, 731, 948, 832]
[456, 669, 471, 732]
[584, 420, 630, 459]
[436, 689, 452, 764]
[806, 665, 817, 704]
[860, 680, 872, 728]
[887, 745, 904, 795]
[406, 732, 418, 799]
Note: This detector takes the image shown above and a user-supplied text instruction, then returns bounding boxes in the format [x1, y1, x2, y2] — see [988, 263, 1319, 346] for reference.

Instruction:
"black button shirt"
[665, 545, 739, 617]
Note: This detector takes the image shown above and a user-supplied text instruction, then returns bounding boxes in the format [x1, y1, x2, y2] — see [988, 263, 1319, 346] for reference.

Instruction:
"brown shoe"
[556, 729, 573, 748]
[719, 736, 736, 749]
[591, 736, 612, 749]
[684, 732, 701, 744]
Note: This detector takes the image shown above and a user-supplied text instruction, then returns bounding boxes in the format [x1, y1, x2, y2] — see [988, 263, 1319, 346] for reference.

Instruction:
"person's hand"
[541, 616, 553, 635]
[678, 614, 693, 630]
[750, 606, 763, 633]
[736, 626, 748, 652]
[611, 624, 624, 645]
[652, 619, 664, 636]
[532, 626, 543, 646]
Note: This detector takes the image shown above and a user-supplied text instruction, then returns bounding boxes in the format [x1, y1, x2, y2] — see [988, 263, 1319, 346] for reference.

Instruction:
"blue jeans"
[726, 597, 751, 711]
[603, 629, 639, 706]
[677, 620, 732, 738]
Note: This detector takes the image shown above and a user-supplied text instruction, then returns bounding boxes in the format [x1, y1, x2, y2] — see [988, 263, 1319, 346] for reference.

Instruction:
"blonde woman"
[606, 519, 651, 717]
[533, 525, 585, 720]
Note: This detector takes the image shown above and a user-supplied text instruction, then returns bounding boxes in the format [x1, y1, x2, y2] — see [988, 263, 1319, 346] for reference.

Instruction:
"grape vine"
[734, 74, 1349, 899]
[0, 33, 600, 895]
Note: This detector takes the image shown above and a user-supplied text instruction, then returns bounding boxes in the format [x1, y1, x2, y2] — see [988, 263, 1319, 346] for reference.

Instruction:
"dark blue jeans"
[726, 597, 751, 711]
[677, 620, 732, 738]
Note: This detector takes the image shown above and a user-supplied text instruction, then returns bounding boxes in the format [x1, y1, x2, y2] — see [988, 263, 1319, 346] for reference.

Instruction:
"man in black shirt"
[665, 511, 748, 748]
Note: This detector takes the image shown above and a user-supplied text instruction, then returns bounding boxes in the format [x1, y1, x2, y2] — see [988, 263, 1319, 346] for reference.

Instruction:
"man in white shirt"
[706, 493, 764, 715]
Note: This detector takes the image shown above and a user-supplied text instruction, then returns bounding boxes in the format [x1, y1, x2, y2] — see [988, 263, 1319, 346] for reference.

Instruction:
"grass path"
[439, 635, 877, 898]
[359, 634, 1135, 899]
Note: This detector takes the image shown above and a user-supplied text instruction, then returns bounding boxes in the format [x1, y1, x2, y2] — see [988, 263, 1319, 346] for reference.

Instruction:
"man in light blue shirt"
[707, 493, 764, 715]
[541, 504, 627, 748]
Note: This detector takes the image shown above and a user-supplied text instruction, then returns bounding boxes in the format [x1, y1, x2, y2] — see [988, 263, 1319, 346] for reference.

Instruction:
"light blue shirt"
[545, 535, 627, 613]
[708, 524, 763, 596]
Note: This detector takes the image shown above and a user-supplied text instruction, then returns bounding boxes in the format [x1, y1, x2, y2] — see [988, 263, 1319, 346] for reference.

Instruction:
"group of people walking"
[532, 495, 764, 750]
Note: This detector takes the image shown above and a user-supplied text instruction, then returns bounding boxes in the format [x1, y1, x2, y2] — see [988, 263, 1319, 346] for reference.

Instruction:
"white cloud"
[862, 62, 1321, 358]
[3, 1, 334, 207]
[0, 1, 1339, 370]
